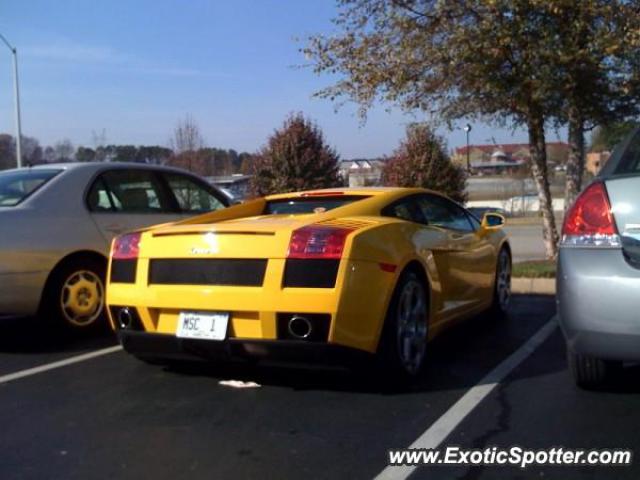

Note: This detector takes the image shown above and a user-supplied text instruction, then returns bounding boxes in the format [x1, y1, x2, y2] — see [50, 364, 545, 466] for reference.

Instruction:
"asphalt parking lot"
[1, 295, 638, 479]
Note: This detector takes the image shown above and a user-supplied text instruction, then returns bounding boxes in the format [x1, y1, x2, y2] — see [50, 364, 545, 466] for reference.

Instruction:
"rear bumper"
[118, 330, 372, 366]
[557, 248, 640, 361]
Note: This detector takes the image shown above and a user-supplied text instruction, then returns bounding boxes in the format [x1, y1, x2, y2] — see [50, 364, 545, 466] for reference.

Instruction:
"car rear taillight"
[287, 226, 354, 259]
[562, 182, 621, 247]
[112, 232, 142, 259]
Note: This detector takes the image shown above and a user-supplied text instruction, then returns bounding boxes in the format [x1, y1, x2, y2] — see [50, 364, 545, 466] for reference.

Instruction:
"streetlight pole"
[0, 33, 22, 168]
[463, 124, 472, 174]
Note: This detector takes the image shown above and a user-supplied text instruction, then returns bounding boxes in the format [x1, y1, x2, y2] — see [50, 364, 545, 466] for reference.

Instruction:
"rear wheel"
[490, 248, 511, 317]
[41, 257, 107, 331]
[376, 270, 429, 383]
[567, 348, 621, 390]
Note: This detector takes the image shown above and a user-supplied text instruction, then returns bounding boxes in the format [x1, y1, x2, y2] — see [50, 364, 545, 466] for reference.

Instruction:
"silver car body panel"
[557, 247, 640, 361]
[0, 162, 225, 317]
[558, 141, 640, 360]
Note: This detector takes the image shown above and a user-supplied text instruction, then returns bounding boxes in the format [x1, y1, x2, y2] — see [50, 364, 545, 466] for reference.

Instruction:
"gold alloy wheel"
[60, 270, 105, 327]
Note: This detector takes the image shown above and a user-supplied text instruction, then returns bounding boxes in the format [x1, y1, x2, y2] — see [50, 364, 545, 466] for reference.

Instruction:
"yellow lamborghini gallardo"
[106, 187, 510, 379]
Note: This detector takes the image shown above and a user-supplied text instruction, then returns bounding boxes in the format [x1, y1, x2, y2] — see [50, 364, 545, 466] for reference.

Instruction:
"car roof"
[6, 161, 195, 176]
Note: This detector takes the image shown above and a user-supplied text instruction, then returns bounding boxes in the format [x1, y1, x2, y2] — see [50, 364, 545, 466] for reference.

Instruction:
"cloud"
[21, 40, 227, 77]
[22, 43, 130, 64]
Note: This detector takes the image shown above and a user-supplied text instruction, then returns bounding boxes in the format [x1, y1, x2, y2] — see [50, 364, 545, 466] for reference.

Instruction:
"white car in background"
[0, 162, 229, 330]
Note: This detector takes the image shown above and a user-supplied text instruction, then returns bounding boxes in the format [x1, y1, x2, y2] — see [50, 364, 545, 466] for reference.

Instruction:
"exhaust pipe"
[118, 307, 133, 329]
[287, 315, 313, 339]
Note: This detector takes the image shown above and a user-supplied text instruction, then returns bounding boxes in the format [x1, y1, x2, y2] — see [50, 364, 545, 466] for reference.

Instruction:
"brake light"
[112, 233, 142, 259]
[562, 182, 620, 247]
[288, 226, 354, 259]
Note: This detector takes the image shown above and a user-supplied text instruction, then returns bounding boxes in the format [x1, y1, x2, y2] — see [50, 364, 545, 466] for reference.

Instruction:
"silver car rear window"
[0, 169, 62, 206]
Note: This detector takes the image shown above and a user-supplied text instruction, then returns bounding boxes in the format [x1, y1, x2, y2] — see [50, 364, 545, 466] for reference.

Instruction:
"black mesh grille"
[110, 259, 137, 283]
[148, 259, 267, 286]
[283, 259, 340, 288]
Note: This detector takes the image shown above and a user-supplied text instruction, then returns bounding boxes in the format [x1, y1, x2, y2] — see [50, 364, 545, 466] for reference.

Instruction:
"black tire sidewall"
[491, 248, 511, 316]
[377, 270, 429, 382]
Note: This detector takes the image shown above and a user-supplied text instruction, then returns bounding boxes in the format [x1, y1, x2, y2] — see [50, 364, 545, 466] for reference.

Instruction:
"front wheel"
[376, 271, 429, 383]
[41, 257, 107, 331]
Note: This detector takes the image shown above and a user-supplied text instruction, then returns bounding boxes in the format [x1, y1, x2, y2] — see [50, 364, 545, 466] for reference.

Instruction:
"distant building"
[453, 142, 570, 175]
[586, 151, 611, 176]
[339, 159, 385, 187]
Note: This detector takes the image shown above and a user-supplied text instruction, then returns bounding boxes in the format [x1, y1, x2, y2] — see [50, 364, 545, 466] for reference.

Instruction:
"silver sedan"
[558, 128, 640, 388]
[0, 162, 229, 330]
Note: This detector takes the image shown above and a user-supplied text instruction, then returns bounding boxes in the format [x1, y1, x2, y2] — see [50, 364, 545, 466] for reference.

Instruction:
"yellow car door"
[415, 194, 495, 313]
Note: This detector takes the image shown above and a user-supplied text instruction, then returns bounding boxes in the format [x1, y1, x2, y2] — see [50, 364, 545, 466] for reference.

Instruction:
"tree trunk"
[528, 114, 559, 259]
[565, 106, 585, 211]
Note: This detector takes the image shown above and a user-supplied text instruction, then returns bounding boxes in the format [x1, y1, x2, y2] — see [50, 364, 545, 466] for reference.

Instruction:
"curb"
[512, 277, 556, 295]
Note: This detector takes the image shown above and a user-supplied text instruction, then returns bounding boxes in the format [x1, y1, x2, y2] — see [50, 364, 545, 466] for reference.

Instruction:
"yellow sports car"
[106, 187, 510, 379]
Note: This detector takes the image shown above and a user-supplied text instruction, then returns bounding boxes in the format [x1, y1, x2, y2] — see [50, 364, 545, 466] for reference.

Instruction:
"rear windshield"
[613, 130, 640, 175]
[264, 195, 369, 214]
[0, 169, 62, 206]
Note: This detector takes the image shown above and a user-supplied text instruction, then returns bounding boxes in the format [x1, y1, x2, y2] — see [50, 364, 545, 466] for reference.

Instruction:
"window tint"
[614, 130, 640, 175]
[86, 178, 114, 211]
[416, 195, 474, 232]
[468, 213, 481, 230]
[96, 170, 170, 213]
[265, 196, 368, 214]
[381, 197, 426, 223]
[164, 173, 225, 213]
[0, 169, 61, 207]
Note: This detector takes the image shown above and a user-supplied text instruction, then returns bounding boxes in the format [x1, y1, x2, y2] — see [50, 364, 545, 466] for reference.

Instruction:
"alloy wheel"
[60, 270, 105, 327]
[395, 279, 428, 375]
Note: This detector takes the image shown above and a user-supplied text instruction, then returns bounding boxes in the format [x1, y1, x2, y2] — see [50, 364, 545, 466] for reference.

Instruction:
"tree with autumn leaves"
[250, 113, 342, 196]
[382, 124, 466, 203]
[305, 0, 640, 258]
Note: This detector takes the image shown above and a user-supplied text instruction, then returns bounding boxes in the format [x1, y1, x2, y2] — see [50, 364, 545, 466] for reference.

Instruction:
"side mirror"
[481, 212, 506, 230]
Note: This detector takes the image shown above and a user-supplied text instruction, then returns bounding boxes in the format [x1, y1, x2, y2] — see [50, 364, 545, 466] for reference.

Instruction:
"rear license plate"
[176, 312, 229, 341]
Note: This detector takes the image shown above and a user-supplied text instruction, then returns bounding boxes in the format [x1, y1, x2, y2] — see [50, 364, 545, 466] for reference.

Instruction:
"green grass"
[512, 260, 556, 278]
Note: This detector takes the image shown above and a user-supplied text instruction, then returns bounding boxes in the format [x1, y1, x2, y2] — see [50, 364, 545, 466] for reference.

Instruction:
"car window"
[86, 177, 115, 211]
[0, 169, 62, 207]
[163, 173, 226, 213]
[613, 129, 640, 175]
[94, 170, 171, 213]
[468, 213, 481, 230]
[265, 196, 368, 214]
[381, 196, 426, 223]
[416, 194, 475, 232]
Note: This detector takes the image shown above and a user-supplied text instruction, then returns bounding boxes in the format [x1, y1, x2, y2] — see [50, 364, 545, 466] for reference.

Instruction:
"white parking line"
[0, 345, 123, 385]
[375, 317, 558, 480]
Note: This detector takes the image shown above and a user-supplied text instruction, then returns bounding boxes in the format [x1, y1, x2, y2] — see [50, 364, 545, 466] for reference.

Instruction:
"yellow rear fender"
[335, 221, 444, 351]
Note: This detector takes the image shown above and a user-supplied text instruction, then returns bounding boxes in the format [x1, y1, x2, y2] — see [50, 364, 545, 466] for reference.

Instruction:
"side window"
[164, 173, 225, 213]
[98, 170, 171, 213]
[416, 195, 474, 232]
[381, 196, 426, 224]
[86, 178, 114, 212]
[467, 212, 481, 231]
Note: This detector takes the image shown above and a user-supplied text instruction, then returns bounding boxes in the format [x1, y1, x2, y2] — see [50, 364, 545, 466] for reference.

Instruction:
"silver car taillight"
[561, 182, 621, 248]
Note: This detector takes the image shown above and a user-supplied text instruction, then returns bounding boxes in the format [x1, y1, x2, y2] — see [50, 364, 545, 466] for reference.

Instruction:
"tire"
[490, 247, 511, 318]
[567, 348, 620, 390]
[40, 256, 107, 332]
[375, 270, 429, 384]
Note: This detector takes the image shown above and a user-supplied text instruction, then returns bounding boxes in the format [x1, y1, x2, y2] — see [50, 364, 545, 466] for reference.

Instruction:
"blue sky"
[0, 0, 556, 158]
